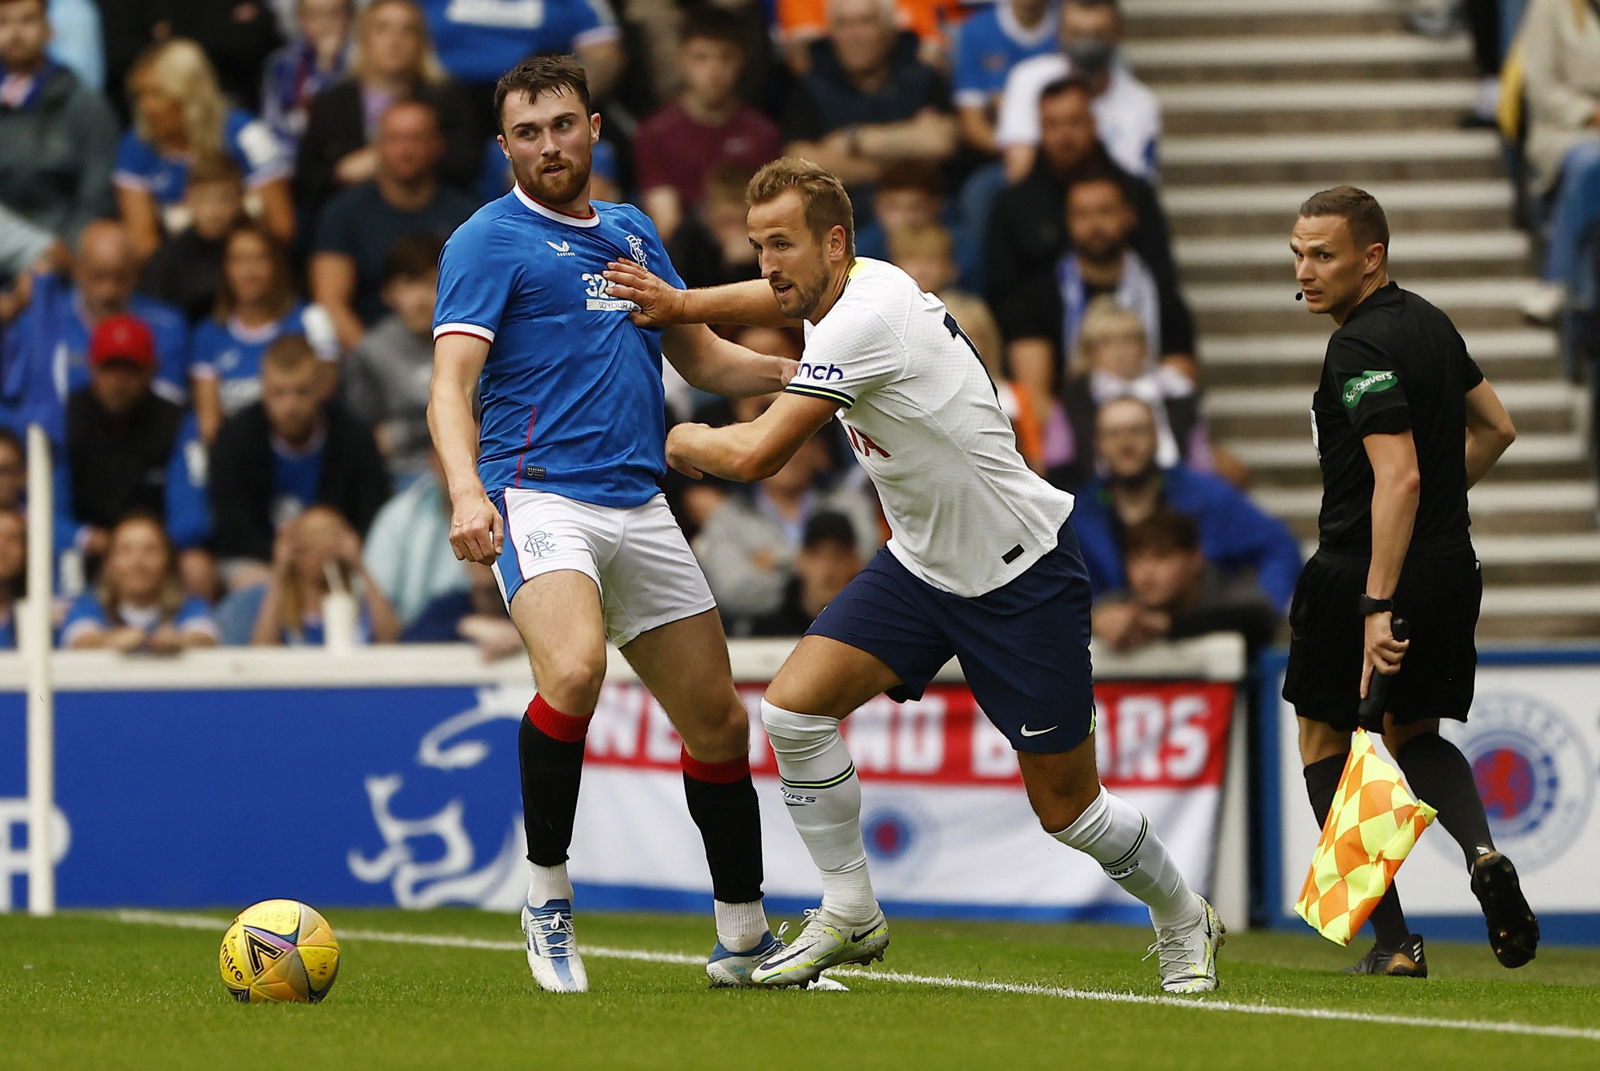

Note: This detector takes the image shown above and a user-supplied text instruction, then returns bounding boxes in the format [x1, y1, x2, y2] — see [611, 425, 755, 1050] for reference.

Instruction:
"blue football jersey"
[434, 187, 683, 507]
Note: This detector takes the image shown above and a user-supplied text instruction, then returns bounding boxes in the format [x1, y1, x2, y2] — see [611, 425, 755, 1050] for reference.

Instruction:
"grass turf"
[1, 908, 1596, 1071]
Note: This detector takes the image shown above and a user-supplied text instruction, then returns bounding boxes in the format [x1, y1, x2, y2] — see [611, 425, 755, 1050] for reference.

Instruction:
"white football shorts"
[492, 488, 716, 647]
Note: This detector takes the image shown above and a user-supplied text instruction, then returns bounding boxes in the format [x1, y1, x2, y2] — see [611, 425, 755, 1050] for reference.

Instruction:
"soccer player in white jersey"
[429, 57, 802, 993]
[602, 157, 1223, 993]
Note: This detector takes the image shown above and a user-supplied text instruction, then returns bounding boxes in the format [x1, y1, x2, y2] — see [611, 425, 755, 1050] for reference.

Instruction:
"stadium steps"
[1124, 0, 1600, 637]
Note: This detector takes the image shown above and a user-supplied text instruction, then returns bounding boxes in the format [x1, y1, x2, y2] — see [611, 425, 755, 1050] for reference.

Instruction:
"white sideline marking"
[111, 911, 1600, 1042]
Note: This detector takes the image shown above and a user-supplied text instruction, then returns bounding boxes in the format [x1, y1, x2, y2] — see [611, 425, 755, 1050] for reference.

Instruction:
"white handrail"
[23, 425, 54, 916]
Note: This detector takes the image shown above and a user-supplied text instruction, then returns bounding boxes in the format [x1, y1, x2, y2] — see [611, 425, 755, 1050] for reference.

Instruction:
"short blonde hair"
[1072, 295, 1147, 376]
[747, 157, 855, 259]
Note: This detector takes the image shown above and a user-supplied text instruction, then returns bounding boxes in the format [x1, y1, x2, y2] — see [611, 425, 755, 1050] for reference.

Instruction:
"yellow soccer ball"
[219, 899, 341, 1003]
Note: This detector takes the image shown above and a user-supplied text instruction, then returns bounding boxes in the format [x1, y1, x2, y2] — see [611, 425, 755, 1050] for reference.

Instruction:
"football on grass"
[219, 899, 341, 1003]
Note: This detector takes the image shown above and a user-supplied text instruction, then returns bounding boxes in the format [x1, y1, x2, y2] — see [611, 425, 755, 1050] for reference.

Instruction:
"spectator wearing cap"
[747, 511, 865, 637]
[1090, 510, 1280, 658]
[1, 220, 189, 442]
[60, 510, 219, 651]
[309, 97, 476, 351]
[116, 37, 294, 259]
[210, 333, 389, 588]
[633, 8, 782, 242]
[0, 0, 118, 248]
[63, 313, 183, 565]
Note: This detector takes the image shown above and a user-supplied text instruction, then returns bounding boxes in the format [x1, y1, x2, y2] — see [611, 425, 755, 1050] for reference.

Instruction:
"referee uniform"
[1283, 281, 1482, 725]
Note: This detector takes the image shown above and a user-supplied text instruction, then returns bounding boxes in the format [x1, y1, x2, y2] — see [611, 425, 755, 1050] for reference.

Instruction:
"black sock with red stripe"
[1305, 754, 1412, 948]
[681, 747, 764, 905]
[519, 695, 592, 867]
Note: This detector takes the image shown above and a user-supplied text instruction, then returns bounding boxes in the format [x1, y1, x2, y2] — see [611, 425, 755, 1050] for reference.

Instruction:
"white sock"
[527, 862, 574, 908]
[1051, 787, 1200, 931]
[760, 699, 878, 922]
[713, 899, 770, 953]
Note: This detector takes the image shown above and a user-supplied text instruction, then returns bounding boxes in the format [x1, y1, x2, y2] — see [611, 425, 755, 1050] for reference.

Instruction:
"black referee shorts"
[1282, 546, 1481, 730]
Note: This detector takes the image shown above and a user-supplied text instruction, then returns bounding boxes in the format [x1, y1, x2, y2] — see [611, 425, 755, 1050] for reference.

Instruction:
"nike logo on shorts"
[1020, 725, 1056, 737]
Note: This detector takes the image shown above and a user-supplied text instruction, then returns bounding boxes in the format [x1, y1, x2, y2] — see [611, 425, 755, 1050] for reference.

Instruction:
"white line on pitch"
[110, 911, 1600, 1043]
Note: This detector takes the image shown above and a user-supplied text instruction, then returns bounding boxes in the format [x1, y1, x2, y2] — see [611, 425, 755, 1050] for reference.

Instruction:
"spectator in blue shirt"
[0, 505, 20, 648]
[59, 511, 219, 651]
[953, 0, 1058, 156]
[1071, 396, 1302, 612]
[191, 220, 338, 443]
[1, 221, 189, 442]
[415, 0, 622, 100]
[115, 37, 294, 260]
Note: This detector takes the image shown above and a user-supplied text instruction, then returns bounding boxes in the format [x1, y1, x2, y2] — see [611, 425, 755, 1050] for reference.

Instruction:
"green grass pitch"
[2, 908, 1596, 1070]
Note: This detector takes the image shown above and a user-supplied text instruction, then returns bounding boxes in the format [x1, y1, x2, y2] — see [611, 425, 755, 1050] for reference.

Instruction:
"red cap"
[88, 314, 156, 369]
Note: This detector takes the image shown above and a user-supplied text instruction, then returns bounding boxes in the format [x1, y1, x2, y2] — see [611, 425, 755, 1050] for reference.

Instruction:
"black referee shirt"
[1312, 282, 1483, 557]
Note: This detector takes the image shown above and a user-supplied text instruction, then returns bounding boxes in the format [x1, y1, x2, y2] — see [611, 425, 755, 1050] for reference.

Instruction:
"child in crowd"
[60, 512, 218, 651]
[249, 505, 399, 646]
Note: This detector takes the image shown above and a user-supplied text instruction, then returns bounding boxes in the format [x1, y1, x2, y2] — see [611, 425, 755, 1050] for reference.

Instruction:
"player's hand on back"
[603, 259, 684, 328]
[449, 489, 505, 564]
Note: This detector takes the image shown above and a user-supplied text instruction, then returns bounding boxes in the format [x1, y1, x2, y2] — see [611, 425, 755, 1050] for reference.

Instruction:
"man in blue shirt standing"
[429, 55, 797, 994]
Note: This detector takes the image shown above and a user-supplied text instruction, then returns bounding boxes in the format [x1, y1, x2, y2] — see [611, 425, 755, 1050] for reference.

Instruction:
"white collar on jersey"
[513, 182, 600, 228]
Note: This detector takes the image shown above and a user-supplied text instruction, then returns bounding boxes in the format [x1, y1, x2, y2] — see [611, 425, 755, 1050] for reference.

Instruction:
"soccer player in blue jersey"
[427, 55, 799, 994]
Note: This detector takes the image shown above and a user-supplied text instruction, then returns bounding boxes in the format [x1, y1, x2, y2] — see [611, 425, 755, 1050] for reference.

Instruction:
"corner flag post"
[24, 424, 55, 916]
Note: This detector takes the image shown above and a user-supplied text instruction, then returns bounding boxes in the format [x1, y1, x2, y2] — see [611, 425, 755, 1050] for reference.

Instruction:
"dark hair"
[1299, 185, 1390, 257]
[747, 157, 855, 259]
[680, 7, 747, 48]
[802, 511, 857, 551]
[382, 231, 444, 285]
[0, 425, 21, 459]
[214, 220, 296, 323]
[1038, 75, 1095, 107]
[0, 506, 25, 599]
[1122, 510, 1200, 558]
[262, 332, 318, 373]
[494, 54, 591, 133]
[1065, 163, 1129, 205]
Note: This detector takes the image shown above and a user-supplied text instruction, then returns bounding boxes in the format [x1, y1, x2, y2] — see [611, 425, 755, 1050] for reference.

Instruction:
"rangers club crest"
[625, 233, 647, 269]
[1442, 692, 1594, 870]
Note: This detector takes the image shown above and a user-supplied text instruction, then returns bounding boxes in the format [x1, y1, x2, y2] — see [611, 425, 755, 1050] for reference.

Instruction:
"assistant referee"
[1282, 186, 1539, 976]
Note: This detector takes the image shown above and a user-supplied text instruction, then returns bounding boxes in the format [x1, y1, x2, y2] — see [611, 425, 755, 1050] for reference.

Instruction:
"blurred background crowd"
[0, 0, 1588, 659]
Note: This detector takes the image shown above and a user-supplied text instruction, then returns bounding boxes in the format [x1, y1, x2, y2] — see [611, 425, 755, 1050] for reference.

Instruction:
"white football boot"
[521, 899, 588, 993]
[1145, 894, 1224, 994]
[750, 907, 889, 987]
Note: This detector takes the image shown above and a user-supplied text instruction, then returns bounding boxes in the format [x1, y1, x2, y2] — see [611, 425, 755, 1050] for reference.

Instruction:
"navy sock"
[1396, 733, 1496, 869]
[519, 698, 589, 866]
[681, 748, 764, 904]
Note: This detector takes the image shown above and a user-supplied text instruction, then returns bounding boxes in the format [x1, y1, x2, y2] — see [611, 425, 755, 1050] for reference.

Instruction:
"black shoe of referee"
[1470, 851, 1540, 968]
[1345, 934, 1427, 977]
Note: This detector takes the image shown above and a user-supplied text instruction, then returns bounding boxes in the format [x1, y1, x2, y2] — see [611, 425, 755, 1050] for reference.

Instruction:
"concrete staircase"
[1123, 0, 1599, 640]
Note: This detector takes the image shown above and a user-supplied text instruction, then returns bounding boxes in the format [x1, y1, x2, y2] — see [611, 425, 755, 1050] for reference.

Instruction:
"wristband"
[1359, 594, 1393, 616]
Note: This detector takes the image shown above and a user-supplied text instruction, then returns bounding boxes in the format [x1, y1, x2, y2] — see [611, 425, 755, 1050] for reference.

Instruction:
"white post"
[23, 425, 55, 915]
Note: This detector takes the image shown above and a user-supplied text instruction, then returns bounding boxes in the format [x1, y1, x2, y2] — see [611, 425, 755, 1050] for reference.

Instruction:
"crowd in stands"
[0, 0, 1300, 659]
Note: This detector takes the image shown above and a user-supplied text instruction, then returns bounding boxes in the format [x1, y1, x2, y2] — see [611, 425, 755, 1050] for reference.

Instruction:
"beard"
[511, 152, 590, 206]
[1107, 457, 1159, 490]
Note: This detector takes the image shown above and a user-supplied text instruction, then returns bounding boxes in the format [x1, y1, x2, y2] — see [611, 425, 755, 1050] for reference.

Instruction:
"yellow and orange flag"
[1295, 730, 1438, 945]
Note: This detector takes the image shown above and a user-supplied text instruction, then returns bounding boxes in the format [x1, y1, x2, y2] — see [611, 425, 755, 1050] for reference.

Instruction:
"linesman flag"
[1295, 730, 1438, 945]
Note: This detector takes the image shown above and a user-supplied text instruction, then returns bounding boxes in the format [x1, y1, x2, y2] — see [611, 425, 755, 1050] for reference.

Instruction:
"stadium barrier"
[0, 635, 1250, 925]
[1259, 650, 1600, 945]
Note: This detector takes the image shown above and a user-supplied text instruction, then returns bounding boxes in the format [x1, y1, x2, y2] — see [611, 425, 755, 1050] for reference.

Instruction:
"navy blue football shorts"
[806, 518, 1096, 754]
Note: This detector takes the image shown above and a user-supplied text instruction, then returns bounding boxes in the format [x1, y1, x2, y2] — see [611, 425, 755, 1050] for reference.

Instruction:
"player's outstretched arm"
[662, 322, 797, 399]
[1464, 377, 1516, 488]
[428, 333, 502, 564]
[603, 259, 792, 329]
[666, 392, 840, 483]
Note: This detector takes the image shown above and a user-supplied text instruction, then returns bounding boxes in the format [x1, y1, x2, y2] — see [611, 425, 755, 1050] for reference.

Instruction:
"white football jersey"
[786, 258, 1074, 597]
